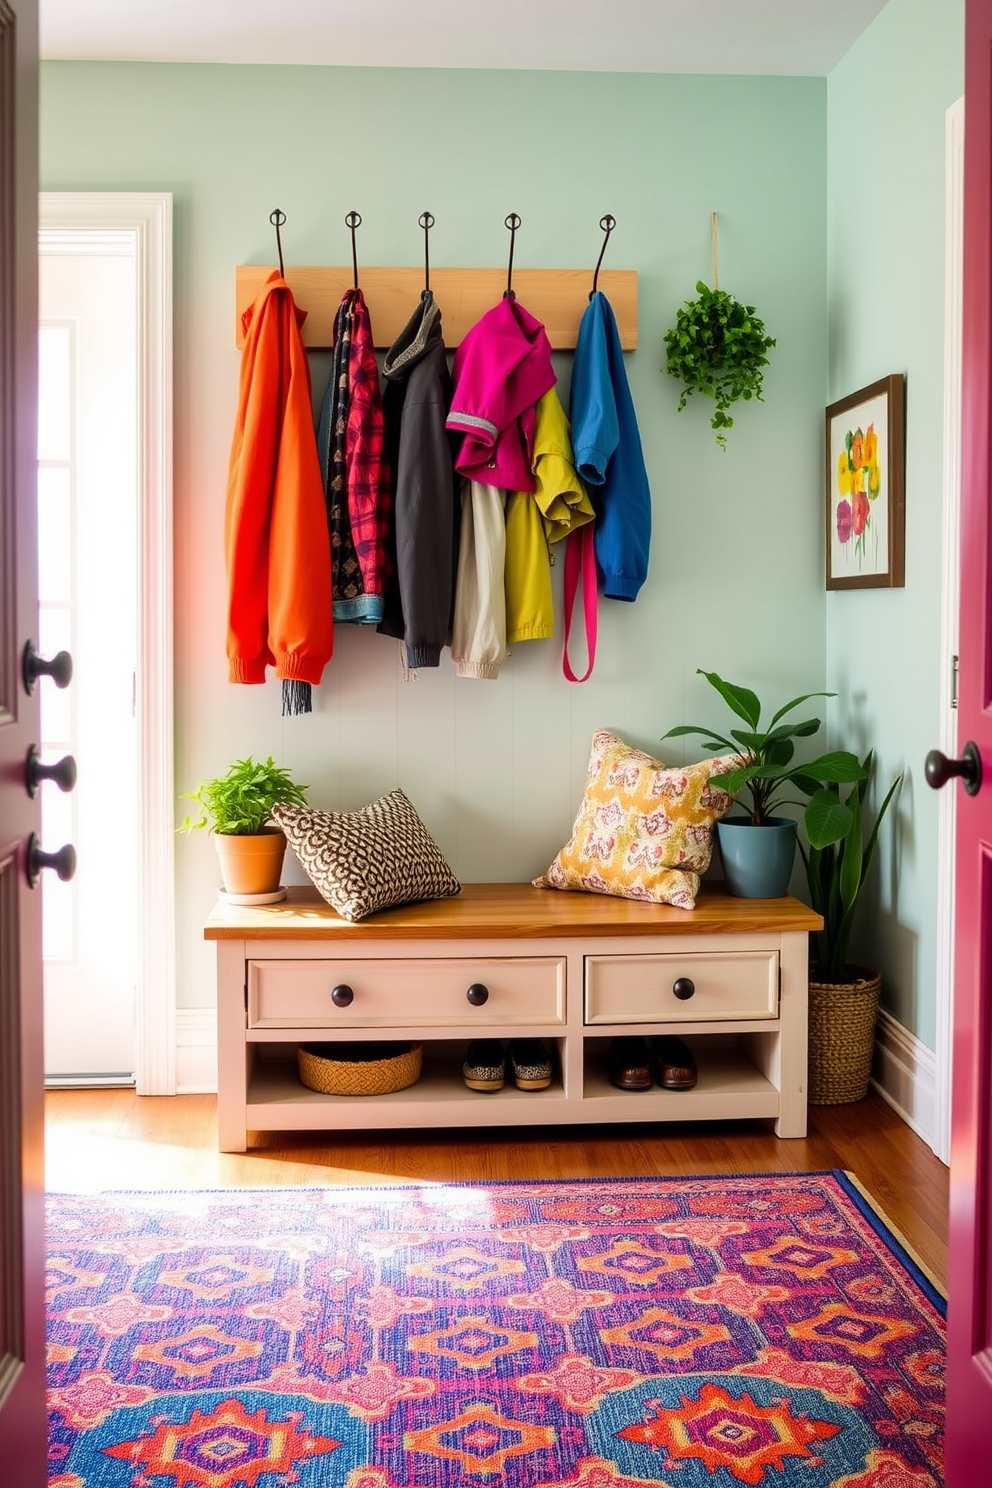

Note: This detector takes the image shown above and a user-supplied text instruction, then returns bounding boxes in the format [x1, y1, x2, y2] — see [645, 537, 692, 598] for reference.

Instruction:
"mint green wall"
[826, 0, 964, 1047]
[40, 63, 827, 1009]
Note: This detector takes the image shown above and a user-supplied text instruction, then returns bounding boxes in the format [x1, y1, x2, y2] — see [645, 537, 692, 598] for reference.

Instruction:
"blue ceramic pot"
[716, 815, 798, 898]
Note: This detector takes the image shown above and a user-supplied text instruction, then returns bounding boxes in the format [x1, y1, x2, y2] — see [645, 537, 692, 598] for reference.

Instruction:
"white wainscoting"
[175, 1010, 218, 1095]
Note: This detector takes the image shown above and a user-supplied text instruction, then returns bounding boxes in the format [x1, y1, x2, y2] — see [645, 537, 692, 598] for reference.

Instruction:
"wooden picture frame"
[825, 373, 905, 589]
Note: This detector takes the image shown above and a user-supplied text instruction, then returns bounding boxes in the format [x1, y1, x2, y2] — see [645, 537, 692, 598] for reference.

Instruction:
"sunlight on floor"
[44, 1120, 446, 1194]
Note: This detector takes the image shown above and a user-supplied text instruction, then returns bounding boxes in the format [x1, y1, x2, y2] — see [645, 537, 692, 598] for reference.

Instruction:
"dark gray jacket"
[377, 291, 459, 668]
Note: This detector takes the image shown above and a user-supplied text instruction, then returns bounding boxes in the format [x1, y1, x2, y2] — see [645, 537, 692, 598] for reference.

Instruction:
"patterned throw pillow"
[272, 789, 461, 922]
[533, 730, 738, 910]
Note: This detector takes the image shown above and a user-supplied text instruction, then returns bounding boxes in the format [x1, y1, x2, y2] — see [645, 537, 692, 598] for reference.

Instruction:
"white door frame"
[38, 192, 175, 1095]
[934, 97, 965, 1165]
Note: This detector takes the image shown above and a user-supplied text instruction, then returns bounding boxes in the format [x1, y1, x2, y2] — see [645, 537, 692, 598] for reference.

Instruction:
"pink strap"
[561, 525, 598, 683]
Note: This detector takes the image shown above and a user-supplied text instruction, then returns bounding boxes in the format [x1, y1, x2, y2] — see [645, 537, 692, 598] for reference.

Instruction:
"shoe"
[653, 1035, 698, 1090]
[607, 1035, 653, 1091]
[509, 1039, 552, 1091]
[463, 1039, 505, 1092]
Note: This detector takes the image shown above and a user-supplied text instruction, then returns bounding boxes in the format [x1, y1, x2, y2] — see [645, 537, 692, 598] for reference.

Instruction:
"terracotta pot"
[214, 827, 287, 896]
[807, 964, 882, 1105]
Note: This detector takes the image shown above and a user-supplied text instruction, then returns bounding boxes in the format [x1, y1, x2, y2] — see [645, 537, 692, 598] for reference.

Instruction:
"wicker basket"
[807, 965, 881, 1105]
[298, 1041, 423, 1097]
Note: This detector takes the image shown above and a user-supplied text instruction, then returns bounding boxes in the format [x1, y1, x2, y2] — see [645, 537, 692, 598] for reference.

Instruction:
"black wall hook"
[503, 213, 521, 300]
[345, 210, 362, 289]
[269, 208, 287, 276]
[419, 210, 435, 293]
[590, 213, 616, 299]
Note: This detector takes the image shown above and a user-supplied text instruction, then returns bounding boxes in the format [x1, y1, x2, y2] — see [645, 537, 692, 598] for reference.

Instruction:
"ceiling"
[39, 0, 890, 76]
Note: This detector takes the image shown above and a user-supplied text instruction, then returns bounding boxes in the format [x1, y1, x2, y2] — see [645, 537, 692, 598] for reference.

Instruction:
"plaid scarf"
[317, 292, 364, 614]
[345, 290, 393, 617]
[317, 289, 393, 623]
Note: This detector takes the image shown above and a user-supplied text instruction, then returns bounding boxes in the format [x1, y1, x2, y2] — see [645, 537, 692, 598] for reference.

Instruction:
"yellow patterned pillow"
[533, 730, 738, 910]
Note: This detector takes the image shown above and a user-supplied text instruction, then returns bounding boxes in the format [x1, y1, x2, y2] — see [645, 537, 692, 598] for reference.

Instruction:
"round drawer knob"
[672, 977, 695, 1001]
[331, 984, 354, 1007]
[466, 983, 489, 1006]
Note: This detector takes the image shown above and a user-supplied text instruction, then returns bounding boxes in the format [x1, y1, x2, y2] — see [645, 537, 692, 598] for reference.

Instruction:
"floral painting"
[825, 374, 905, 590]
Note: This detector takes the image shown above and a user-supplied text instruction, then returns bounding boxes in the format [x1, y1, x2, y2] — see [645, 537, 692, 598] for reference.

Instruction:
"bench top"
[204, 882, 822, 942]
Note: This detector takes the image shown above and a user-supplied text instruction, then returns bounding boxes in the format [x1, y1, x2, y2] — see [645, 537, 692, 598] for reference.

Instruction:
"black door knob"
[25, 745, 77, 798]
[331, 984, 354, 1007]
[22, 639, 73, 694]
[672, 977, 696, 1001]
[26, 834, 76, 888]
[466, 983, 489, 1006]
[925, 742, 982, 797]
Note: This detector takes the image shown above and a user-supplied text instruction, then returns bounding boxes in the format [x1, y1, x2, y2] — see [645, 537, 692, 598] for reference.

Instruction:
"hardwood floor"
[44, 1088, 949, 1292]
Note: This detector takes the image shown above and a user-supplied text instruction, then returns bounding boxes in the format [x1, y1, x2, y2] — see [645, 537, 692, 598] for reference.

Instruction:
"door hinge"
[952, 654, 959, 709]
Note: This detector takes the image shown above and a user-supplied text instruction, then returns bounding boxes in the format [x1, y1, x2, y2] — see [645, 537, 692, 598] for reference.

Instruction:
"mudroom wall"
[39, 63, 827, 1012]
[826, 0, 964, 1049]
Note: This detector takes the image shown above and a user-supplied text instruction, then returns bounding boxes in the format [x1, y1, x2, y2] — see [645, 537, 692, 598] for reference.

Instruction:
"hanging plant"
[663, 279, 776, 449]
[662, 220, 774, 449]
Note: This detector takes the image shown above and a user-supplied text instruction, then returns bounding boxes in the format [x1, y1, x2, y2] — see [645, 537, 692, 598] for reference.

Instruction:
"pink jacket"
[446, 296, 556, 493]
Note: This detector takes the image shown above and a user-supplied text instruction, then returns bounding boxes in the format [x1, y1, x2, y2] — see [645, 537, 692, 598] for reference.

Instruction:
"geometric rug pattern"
[46, 1172, 945, 1486]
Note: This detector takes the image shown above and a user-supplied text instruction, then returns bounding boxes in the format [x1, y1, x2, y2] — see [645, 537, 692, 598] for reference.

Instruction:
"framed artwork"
[825, 373, 905, 590]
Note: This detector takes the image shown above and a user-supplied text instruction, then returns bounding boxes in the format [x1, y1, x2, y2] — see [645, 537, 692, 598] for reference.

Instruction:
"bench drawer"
[585, 950, 778, 1024]
[248, 956, 566, 1029]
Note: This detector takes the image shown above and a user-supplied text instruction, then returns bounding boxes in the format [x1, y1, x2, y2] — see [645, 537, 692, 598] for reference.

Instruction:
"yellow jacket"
[504, 389, 593, 646]
[532, 389, 595, 543]
[457, 391, 593, 661]
[505, 490, 554, 644]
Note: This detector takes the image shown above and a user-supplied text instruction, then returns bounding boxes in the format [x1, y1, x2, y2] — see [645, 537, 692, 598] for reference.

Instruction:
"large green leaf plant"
[662, 669, 866, 839]
[800, 751, 902, 984]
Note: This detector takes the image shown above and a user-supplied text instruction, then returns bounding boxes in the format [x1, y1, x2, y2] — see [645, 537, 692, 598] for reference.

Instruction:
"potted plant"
[800, 751, 902, 1104]
[178, 754, 309, 899]
[662, 669, 866, 898]
[663, 281, 776, 448]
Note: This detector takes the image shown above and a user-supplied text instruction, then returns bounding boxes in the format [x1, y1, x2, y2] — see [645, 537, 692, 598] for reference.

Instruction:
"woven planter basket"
[807, 964, 881, 1105]
[298, 1041, 422, 1097]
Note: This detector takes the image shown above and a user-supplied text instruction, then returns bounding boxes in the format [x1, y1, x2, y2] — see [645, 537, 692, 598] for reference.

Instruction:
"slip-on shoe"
[463, 1039, 505, 1092]
[653, 1034, 698, 1090]
[509, 1039, 553, 1091]
[607, 1035, 653, 1091]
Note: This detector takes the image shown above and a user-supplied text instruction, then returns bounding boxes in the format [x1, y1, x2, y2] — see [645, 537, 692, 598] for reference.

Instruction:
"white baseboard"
[871, 1008, 943, 1159]
[175, 1009, 217, 1094]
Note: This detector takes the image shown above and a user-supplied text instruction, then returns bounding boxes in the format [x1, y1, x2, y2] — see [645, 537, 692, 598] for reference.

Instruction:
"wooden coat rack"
[234, 266, 638, 352]
[237, 210, 637, 351]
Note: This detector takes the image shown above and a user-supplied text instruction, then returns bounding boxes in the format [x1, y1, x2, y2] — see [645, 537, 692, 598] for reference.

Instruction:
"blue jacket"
[569, 292, 651, 600]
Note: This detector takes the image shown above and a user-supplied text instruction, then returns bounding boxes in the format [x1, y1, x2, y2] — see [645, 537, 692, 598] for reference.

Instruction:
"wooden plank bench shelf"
[205, 882, 822, 1153]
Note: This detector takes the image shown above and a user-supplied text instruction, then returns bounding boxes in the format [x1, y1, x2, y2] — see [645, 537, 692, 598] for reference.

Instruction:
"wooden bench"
[205, 882, 821, 1153]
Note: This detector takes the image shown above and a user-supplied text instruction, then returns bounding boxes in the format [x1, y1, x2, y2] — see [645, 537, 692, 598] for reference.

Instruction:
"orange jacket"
[225, 272, 333, 686]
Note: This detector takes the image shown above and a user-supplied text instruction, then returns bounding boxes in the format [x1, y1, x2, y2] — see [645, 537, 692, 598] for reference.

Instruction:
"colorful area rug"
[46, 1172, 944, 1487]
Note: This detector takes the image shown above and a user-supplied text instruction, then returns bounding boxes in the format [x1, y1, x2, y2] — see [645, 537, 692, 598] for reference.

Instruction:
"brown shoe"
[653, 1035, 698, 1090]
[608, 1036, 653, 1091]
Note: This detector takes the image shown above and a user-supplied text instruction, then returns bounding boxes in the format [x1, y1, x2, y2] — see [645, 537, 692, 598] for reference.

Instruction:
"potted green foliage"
[178, 755, 309, 898]
[663, 281, 776, 448]
[662, 669, 866, 898]
[800, 751, 902, 1104]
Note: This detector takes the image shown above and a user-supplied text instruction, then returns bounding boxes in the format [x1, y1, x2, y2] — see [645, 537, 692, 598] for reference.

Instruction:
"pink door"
[943, 0, 992, 1473]
[0, 0, 53, 1478]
